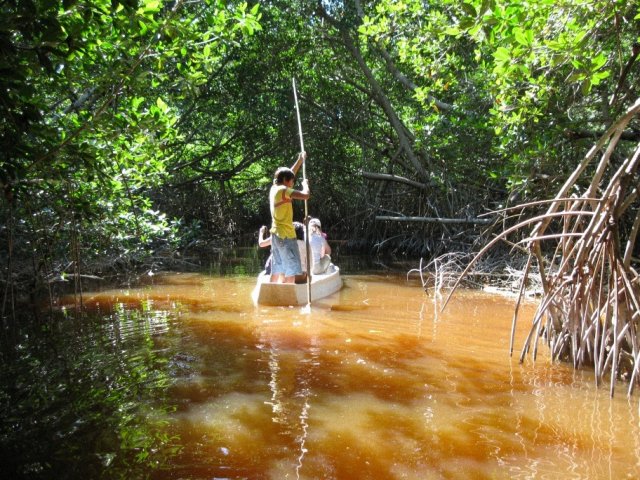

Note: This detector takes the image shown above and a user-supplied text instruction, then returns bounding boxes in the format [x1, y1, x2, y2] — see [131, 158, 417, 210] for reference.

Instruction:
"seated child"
[308, 217, 331, 275]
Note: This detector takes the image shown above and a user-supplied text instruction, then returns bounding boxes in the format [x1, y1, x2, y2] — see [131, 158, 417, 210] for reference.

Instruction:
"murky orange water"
[76, 273, 640, 479]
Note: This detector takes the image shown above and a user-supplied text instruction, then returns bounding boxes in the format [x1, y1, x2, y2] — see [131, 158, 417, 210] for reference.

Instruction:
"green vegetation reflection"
[0, 307, 181, 479]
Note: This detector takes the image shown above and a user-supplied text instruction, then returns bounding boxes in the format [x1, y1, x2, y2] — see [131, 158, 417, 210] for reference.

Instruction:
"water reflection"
[0, 304, 180, 479]
[2, 272, 640, 479]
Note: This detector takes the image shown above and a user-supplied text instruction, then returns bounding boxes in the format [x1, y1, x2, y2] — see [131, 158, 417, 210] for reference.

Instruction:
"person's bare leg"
[283, 275, 295, 283]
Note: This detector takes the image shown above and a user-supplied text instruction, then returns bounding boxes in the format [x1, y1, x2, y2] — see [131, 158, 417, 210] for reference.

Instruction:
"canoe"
[252, 264, 342, 306]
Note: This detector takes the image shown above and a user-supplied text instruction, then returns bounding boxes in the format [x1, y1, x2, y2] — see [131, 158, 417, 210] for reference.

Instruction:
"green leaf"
[513, 27, 531, 46]
[132, 97, 145, 111]
[591, 70, 610, 85]
[591, 53, 607, 71]
[143, 0, 160, 13]
[461, 3, 477, 18]
[156, 97, 168, 113]
[138, 20, 148, 35]
[494, 47, 511, 62]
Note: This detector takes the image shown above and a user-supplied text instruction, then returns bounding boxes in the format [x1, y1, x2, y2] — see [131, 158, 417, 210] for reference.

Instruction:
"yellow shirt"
[270, 185, 296, 238]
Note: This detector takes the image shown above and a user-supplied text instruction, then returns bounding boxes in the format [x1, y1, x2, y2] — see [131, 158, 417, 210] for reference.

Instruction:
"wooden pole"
[293, 78, 312, 310]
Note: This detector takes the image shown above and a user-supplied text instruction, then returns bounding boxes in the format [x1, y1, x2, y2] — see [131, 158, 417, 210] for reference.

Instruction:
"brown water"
[62, 272, 640, 480]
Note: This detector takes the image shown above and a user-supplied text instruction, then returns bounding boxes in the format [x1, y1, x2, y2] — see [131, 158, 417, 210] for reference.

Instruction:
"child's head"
[274, 167, 295, 185]
[293, 221, 305, 241]
[309, 217, 322, 234]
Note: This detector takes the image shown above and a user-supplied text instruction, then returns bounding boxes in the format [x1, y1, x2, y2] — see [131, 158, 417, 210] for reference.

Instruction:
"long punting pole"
[292, 78, 312, 310]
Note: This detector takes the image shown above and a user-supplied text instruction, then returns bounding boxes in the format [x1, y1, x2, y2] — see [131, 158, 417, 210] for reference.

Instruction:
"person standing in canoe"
[269, 151, 310, 283]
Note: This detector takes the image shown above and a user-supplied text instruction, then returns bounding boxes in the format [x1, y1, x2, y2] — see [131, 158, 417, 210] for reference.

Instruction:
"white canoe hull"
[252, 265, 342, 306]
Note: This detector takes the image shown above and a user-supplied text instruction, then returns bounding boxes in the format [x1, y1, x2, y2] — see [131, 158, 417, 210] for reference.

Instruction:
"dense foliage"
[1, 0, 639, 300]
[1, 0, 261, 298]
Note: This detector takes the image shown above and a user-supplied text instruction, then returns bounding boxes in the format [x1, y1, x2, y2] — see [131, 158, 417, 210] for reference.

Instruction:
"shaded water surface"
[2, 273, 640, 479]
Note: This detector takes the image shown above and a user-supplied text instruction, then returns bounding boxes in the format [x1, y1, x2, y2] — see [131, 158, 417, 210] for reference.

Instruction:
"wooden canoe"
[252, 265, 342, 306]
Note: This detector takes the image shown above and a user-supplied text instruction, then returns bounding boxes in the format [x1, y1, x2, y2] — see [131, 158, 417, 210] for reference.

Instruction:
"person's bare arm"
[258, 226, 271, 247]
[291, 151, 306, 176]
[290, 178, 310, 200]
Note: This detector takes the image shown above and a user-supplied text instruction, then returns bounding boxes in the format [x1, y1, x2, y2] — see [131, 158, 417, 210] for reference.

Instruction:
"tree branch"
[564, 128, 640, 142]
[361, 170, 432, 190]
[610, 42, 640, 107]
[376, 47, 454, 112]
[376, 215, 493, 225]
[316, 4, 432, 182]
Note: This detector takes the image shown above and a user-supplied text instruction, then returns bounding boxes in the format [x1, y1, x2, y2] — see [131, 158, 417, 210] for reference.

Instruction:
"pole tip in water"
[301, 303, 311, 314]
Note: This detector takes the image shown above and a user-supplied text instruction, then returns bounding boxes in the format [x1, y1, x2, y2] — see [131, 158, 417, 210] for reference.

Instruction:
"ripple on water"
[36, 274, 640, 479]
